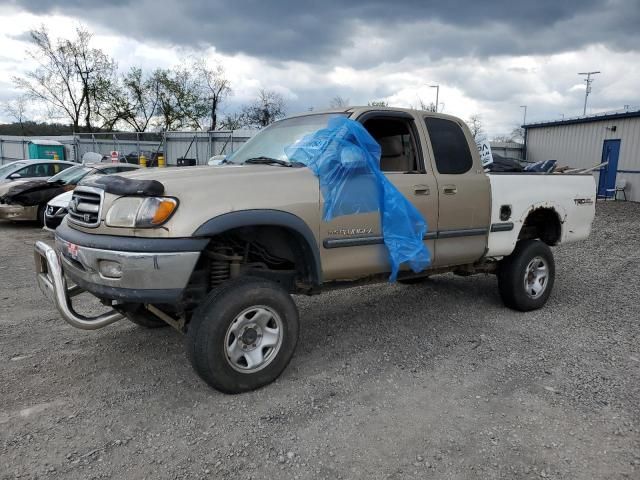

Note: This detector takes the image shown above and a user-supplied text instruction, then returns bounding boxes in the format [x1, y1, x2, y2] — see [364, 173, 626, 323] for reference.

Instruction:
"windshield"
[0, 161, 27, 177]
[228, 113, 348, 164]
[47, 165, 95, 185]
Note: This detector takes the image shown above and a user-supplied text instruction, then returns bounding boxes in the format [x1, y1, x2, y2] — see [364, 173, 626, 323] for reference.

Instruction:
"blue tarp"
[285, 117, 431, 281]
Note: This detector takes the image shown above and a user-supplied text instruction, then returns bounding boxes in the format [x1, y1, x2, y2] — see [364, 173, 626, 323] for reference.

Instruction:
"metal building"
[523, 108, 640, 201]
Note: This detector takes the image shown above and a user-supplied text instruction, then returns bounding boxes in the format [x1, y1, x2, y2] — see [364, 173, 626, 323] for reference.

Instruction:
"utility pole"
[430, 85, 439, 112]
[578, 71, 600, 115]
[520, 105, 527, 125]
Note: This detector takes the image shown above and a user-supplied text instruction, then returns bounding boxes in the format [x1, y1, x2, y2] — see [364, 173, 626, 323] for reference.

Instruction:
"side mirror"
[8, 172, 21, 180]
[340, 145, 368, 170]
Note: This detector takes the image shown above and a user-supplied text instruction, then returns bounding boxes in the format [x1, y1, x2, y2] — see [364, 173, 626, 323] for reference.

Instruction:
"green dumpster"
[28, 140, 65, 160]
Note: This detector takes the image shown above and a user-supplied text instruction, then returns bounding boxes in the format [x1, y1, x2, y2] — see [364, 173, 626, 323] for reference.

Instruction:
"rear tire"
[498, 239, 555, 311]
[186, 276, 299, 394]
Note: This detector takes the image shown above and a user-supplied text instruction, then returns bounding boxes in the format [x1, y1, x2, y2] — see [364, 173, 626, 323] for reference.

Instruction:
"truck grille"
[67, 186, 103, 228]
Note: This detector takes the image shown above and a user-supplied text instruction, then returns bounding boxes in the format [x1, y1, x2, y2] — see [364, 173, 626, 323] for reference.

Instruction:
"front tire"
[498, 239, 555, 311]
[186, 276, 299, 394]
[37, 204, 46, 227]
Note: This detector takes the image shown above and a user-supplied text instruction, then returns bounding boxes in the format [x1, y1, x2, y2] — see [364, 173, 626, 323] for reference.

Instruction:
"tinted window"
[16, 164, 48, 177]
[45, 163, 71, 176]
[424, 117, 473, 174]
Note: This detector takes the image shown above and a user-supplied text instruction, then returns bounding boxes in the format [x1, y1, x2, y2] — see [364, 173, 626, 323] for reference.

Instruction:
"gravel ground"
[1, 202, 639, 480]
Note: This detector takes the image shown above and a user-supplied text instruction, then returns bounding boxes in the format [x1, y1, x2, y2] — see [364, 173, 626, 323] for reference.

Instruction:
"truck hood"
[69, 164, 321, 238]
[113, 164, 315, 197]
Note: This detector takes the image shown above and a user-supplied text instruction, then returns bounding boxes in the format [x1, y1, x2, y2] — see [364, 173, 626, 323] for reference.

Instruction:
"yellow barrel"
[158, 155, 166, 168]
[139, 154, 147, 168]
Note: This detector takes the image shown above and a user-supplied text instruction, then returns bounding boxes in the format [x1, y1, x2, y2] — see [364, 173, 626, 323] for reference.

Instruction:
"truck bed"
[486, 173, 596, 258]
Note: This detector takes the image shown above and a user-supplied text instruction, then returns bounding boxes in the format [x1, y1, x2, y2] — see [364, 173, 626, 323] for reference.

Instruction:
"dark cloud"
[7, 0, 640, 63]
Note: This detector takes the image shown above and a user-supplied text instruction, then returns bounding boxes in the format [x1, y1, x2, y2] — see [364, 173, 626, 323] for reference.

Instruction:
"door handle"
[413, 185, 430, 195]
[443, 185, 457, 195]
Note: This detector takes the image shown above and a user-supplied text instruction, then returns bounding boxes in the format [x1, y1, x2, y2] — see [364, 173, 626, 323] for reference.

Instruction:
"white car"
[0, 159, 75, 184]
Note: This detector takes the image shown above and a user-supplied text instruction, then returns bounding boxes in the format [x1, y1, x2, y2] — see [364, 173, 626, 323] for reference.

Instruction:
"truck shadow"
[292, 273, 504, 367]
[0, 220, 42, 230]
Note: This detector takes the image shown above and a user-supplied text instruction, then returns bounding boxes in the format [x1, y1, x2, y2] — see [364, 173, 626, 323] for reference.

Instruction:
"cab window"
[424, 117, 473, 174]
[363, 117, 421, 173]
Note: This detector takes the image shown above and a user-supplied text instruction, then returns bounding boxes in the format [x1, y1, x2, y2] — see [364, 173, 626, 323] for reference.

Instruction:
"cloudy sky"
[1, 0, 639, 136]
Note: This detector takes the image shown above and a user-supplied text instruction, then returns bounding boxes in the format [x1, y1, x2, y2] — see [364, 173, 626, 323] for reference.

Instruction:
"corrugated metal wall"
[0, 135, 76, 164]
[1, 131, 256, 166]
[526, 117, 640, 202]
[489, 142, 525, 160]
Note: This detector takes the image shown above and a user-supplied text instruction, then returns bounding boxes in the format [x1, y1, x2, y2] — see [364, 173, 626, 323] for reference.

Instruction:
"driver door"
[319, 111, 438, 281]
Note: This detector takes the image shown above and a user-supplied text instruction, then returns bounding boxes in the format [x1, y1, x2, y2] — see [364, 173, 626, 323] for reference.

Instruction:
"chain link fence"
[1, 130, 256, 166]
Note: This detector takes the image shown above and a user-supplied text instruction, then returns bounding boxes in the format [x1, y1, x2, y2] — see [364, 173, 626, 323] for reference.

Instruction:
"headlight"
[105, 197, 178, 228]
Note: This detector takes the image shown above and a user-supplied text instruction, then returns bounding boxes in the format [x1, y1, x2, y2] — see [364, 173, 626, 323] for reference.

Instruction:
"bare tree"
[491, 134, 512, 143]
[193, 59, 232, 131]
[2, 96, 28, 134]
[510, 127, 525, 143]
[241, 89, 286, 128]
[467, 114, 484, 141]
[329, 95, 350, 108]
[110, 67, 161, 132]
[219, 112, 245, 130]
[412, 97, 437, 112]
[492, 127, 525, 144]
[149, 66, 208, 131]
[13, 26, 116, 132]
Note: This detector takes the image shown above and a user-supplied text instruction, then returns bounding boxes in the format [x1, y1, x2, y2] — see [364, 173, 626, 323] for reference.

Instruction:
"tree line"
[5, 26, 286, 133]
[2, 25, 526, 142]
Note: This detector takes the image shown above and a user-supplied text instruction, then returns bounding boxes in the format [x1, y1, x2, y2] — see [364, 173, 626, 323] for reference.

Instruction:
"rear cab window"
[424, 117, 473, 174]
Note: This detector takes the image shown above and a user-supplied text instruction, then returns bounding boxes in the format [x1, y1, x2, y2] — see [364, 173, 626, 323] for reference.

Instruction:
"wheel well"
[185, 225, 319, 299]
[518, 207, 562, 246]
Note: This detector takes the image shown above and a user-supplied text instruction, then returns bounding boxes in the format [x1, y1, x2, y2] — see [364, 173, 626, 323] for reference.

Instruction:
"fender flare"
[192, 209, 322, 285]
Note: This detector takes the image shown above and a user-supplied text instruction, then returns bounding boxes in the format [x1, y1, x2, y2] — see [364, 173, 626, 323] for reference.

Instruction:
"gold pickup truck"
[34, 107, 596, 393]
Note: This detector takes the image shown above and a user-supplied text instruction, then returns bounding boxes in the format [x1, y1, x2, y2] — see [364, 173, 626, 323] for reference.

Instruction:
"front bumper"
[0, 204, 37, 221]
[34, 241, 124, 330]
[34, 224, 208, 329]
[55, 236, 202, 303]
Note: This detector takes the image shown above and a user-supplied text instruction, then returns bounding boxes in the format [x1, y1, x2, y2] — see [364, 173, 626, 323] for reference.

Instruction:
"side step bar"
[34, 241, 123, 330]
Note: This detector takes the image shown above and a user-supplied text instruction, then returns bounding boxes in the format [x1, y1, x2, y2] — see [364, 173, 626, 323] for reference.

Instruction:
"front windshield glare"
[228, 113, 347, 164]
[48, 165, 94, 185]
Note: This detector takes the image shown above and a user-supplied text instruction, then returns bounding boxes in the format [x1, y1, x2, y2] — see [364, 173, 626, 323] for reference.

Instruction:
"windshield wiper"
[244, 156, 293, 167]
